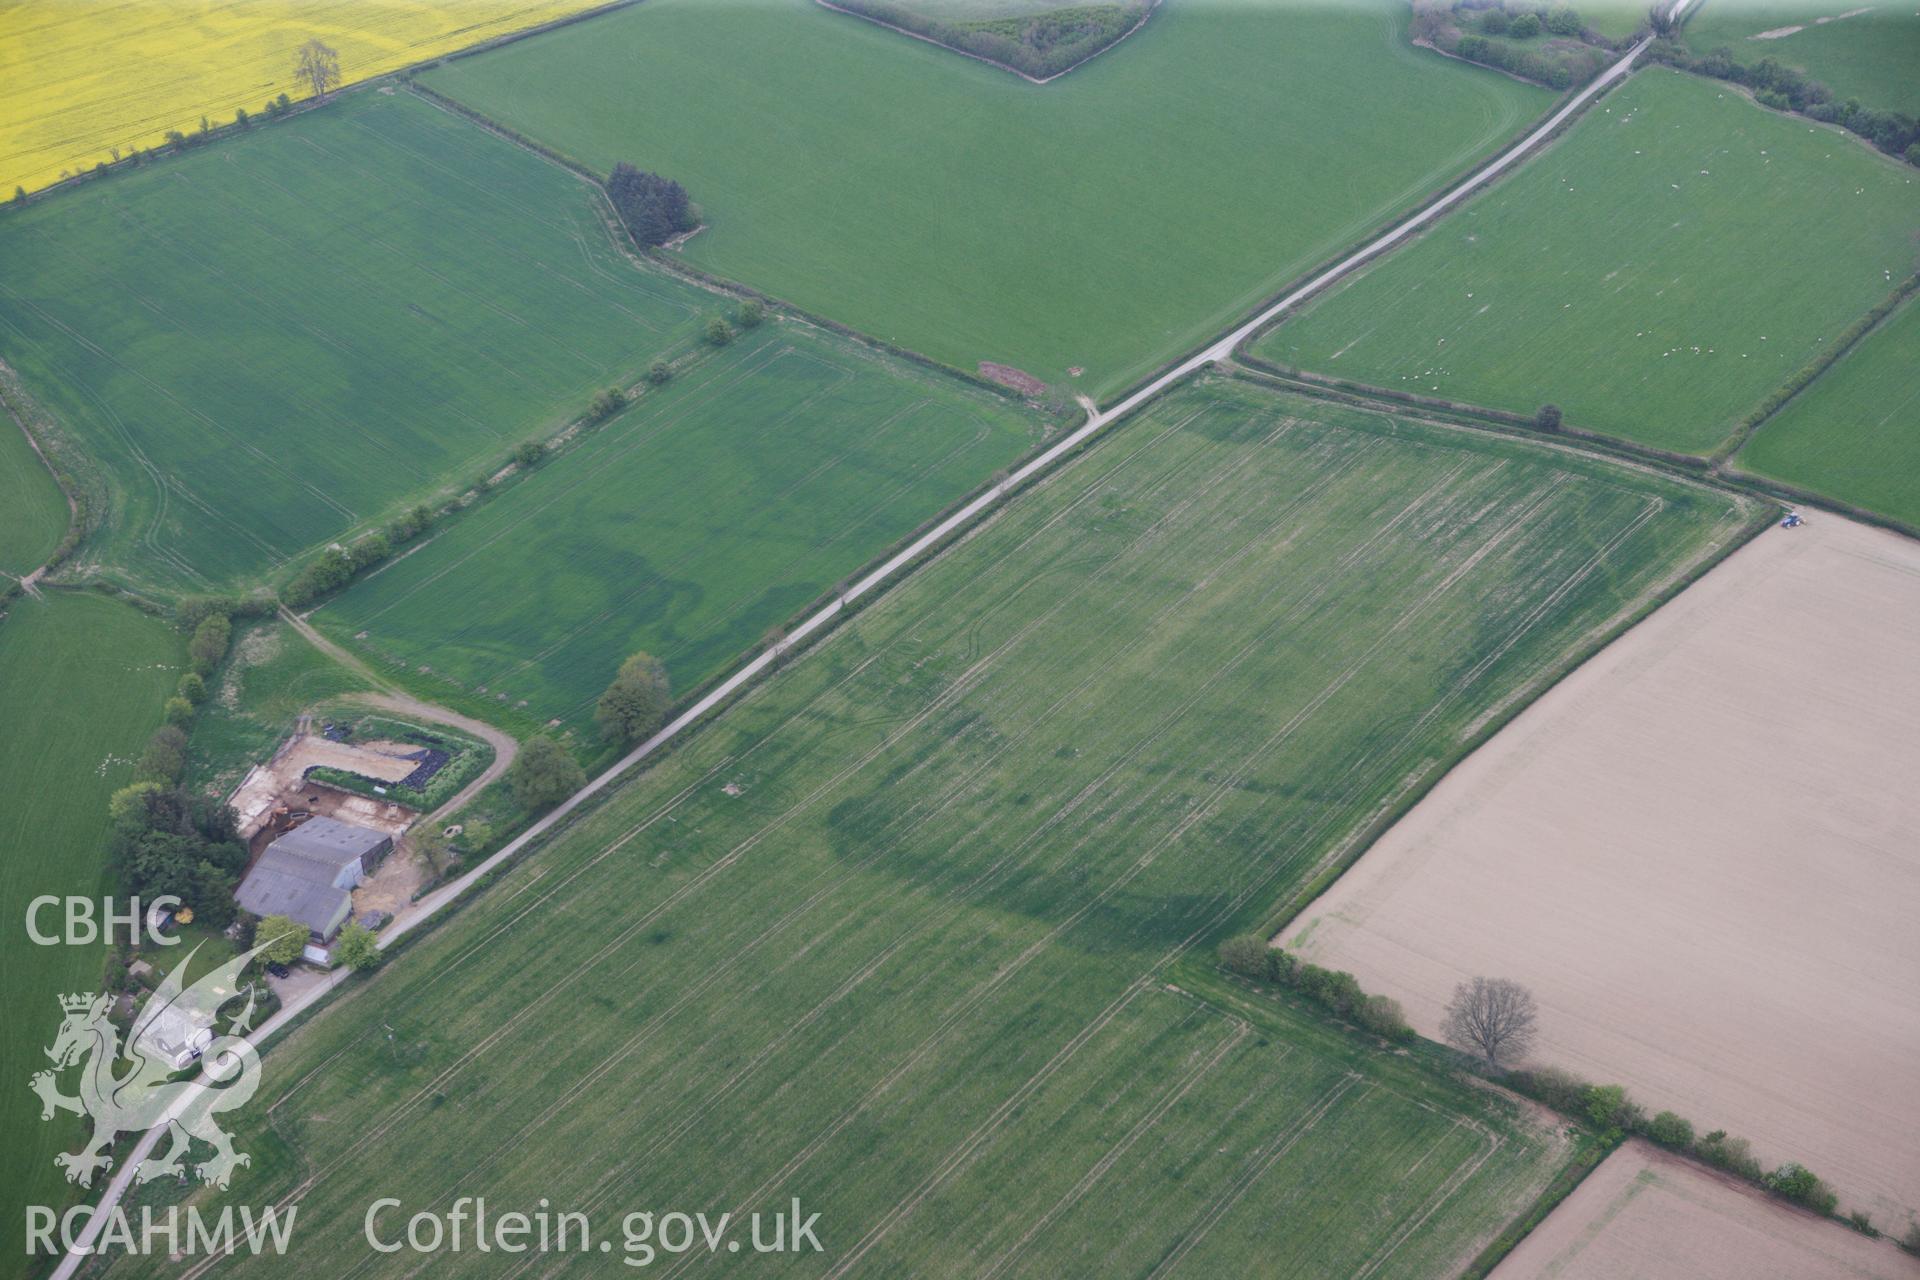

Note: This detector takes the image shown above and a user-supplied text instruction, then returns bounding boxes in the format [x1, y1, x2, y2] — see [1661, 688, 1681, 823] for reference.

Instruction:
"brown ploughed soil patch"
[978, 361, 1047, 396]
[1284, 516, 1920, 1223]
[1492, 1140, 1919, 1278]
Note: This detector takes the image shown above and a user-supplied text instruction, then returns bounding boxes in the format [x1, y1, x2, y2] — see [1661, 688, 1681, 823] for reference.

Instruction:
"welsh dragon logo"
[30, 942, 270, 1190]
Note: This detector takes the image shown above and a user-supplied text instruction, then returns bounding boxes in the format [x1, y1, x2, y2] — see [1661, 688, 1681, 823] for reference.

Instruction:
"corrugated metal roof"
[234, 864, 351, 934]
[267, 816, 390, 868]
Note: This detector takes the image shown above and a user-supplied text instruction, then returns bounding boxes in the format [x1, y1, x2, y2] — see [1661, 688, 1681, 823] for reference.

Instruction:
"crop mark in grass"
[824, 979, 1169, 1279]
[1351, 1116, 1502, 1280]
[1146, 1075, 1370, 1280]
[378, 417, 1374, 1259]
[378, 426, 1589, 1258]
[976, 1005, 1254, 1280]
[318, 318, 1039, 726]
[177, 387, 1746, 1278]
[449, 433, 1635, 1258]
[0, 91, 717, 589]
[613, 448, 1610, 1257]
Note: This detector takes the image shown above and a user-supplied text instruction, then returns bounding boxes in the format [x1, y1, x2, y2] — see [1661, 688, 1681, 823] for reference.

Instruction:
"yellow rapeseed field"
[0, 0, 605, 195]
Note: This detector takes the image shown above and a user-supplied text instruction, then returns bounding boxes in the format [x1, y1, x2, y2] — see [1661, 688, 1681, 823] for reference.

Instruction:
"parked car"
[266, 961, 291, 979]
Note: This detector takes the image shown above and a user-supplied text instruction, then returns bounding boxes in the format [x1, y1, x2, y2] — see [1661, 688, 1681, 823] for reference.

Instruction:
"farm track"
[46, 7, 1701, 1272]
[277, 606, 519, 825]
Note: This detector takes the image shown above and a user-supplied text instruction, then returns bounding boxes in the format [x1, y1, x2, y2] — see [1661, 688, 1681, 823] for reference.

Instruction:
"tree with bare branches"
[294, 39, 342, 100]
[1443, 976, 1537, 1067]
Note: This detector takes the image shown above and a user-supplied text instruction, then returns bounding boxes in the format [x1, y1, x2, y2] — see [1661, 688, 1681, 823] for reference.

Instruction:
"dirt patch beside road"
[1283, 516, 1920, 1223]
[1492, 1140, 1919, 1278]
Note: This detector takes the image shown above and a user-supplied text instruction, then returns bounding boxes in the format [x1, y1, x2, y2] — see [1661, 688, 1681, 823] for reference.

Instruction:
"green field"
[0, 89, 713, 594]
[1734, 290, 1920, 528]
[185, 615, 377, 798]
[317, 321, 1041, 730]
[0, 418, 65, 578]
[100, 379, 1752, 1278]
[1684, 0, 1920, 114]
[0, 592, 180, 1264]
[421, 0, 1551, 401]
[1254, 69, 1920, 456]
[1577, 0, 1650, 41]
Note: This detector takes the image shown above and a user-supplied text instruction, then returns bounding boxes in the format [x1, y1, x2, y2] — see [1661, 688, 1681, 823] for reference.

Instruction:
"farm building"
[235, 817, 393, 958]
[265, 815, 394, 877]
[134, 1004, 213, 1072]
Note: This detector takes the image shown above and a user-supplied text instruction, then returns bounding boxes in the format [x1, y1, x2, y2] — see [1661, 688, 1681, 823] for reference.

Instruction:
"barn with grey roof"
[235, 816, 393, 944]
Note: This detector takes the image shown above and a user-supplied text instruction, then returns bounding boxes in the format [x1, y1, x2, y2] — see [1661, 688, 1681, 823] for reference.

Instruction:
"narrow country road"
[49, 9, 1689, 1270]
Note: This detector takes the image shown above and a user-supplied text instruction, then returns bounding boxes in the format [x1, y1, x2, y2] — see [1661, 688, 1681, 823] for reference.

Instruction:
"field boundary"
[810, 0, 1160, 86]
[402, 80, 1030, 406]
[1226, 372, 1772, 944]
[1, 0, 649, 208]
[1714, 273, 1920, 462]
[1232, 357, 1715, 473]
[1222, 74, 1659, 389]
[0, 361, 98, 601]
[40, 8, 1720, 1271]
[1235, 321, 1920, 546]
[1096, 41, 1637, 418]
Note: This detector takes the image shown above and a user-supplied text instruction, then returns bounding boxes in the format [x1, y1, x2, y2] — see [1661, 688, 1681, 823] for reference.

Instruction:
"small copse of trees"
[107, 782, 246, 929]
[1415, 0, 1611, 89]
[607, 164, 695, 247]
[586, 387, 627, 424]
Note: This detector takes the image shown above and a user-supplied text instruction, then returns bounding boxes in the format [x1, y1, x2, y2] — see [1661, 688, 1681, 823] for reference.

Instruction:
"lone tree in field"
[510, 735, 587, 812]
[607, 163, 693, 246]
[1534, 403, 1564, 432]
[1443, 976, 1537, 1068]
[596, 652, 671, 744]
[294, 39, 342, 100]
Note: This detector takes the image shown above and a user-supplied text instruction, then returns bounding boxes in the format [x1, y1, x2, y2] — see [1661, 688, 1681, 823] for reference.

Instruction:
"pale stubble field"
[1283, 515, 1920, 1226]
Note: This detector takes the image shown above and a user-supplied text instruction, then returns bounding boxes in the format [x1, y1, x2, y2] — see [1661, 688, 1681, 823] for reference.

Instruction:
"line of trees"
[1217, 945, 1884, 1232]
[1216, 936, 1414, 1041]
[1646, 40, 1920, 167]
[12, 35, 332, 202]
[101, 598, 261, 927]
[828, 1, 1149, 80]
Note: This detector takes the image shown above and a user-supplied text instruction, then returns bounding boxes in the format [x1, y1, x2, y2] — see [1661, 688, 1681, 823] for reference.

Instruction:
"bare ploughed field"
[1283, 516, 1920, 1222]
[1493, 1140, 1919, 1279]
